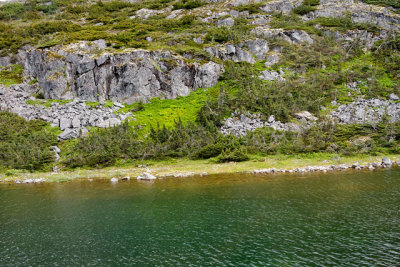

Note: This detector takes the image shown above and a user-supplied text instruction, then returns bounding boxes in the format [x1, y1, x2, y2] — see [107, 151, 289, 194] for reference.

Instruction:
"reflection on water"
[1, 169, 400, 265]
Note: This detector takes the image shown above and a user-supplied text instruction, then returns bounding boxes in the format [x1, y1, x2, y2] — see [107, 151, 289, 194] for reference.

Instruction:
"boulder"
[294, 111, 318, 122]
[246, 39, 269, 61]
[252, 28, 314, 44]
[59, 118, 72, 130]
[72, 117, 81, 128]
[137, 172, 157, 180]
[259, 69, 285, 81]
[51, 146, 61, 162]
[265, 54, 280, 67]
[382, 157, 392, 166]
[389, 93, 399, 101]
[58, 129, 79, 141]
[194, 62, 224, 89]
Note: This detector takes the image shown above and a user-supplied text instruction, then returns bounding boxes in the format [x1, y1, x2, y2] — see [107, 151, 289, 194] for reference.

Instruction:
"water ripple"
[0, 169, 400, 265]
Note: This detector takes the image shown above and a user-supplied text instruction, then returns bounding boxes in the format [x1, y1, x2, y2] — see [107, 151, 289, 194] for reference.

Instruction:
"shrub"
[0, 112, 58, 171]
[0, 3, 25, 20]
[361, 0, 400, 12]
[197, 143, 224, 159]
[65, 122, 141, 167]
[205, 27, 231, 43]
[271, 14, 319, 34]
[172, 0, 203, 10]
[372, 37, 400, 74]
[303, 0, 320, 6]
[196, 135, 241, 159]
[234, 3, 264, 14]
[310, 17, 379, 33]
[293, 5, 317, 15]
[216, 149, 249, 163]
[26, 21, 81, 36]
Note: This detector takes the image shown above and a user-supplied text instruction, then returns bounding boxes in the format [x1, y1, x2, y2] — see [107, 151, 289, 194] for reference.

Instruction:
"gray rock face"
[216, 17, 235, 27]
[0, 84, 134, 140]
[330, 99, 400, 124]
[259, 0, 301, 14]
[246, 39, 269, 61]
[205, 39, 269, 64]
[205, 45, 255, 64]
[0, 57, 12, 67]
[252, 28, 314, 44]
[22, 42, 224, 103]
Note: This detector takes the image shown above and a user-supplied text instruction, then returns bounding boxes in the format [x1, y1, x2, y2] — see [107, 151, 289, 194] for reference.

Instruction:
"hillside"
[0, 0, 400, 173]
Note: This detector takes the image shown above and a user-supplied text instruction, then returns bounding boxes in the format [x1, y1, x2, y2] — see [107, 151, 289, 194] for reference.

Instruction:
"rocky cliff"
[20, 40, 223, 103]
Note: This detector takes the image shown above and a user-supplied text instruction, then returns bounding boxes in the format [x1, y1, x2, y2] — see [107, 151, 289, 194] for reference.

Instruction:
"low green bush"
[205, 18, 254, 44]
[271, 14, 319, 34]
[0, 3, 25, 20]
[65, 122, 141, 167]
[361, 0, 400, 12]
[310, 16, 379, 33]
[216, 149, 249, 163]
[0, 112, 58, 171]
[172, 0, 203, 10]
[293, 5, 317, 15]
[233, 3, 264, 14]
[205, 27, 231, 43]
[244, 121, 400, 155]
[303, 0, 320, 6]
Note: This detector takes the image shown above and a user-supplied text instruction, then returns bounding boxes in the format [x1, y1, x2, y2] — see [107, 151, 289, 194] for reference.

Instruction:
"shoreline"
[0, 154, 399, 184]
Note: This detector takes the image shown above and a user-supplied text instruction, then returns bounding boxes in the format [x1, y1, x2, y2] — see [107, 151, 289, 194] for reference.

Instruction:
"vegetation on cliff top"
[0, 0, 396, 56]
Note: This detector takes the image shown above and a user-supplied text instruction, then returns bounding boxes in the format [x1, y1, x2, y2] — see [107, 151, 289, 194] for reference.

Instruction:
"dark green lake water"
[1, 169, 400, 266]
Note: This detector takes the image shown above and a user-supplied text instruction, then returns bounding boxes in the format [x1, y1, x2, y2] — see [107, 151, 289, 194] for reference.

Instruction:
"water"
[1, 169, 400, 266]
